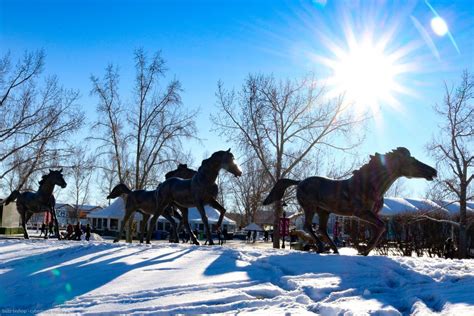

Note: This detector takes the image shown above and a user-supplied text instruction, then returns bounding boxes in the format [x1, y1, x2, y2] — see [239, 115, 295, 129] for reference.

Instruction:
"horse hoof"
[146, 241, 151, 245]
[193, 241, 200, 246]
[113, 239, 119, 243]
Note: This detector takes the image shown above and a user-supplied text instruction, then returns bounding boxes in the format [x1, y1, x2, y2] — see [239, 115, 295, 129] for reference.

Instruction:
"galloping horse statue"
[150, 149, 242, 245]
[4, 169, 67, 239]
[263, 147, 437, 256]
[164, 164, 198, 243]
[107, 164, 197, 243]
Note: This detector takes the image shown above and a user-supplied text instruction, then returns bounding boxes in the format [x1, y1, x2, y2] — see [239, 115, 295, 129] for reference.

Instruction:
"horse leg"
[302, 207, 325, 252]
[173, 209, 184, 241]
[19, 208, 29, 239]
[24, 212, 34, 239]
[163, 211, 179, 243]
[115, 209, 134, 243]
[140, 214, 150, 244]
[208, 199, 226, 228]
[356, 210, 386, 256]
[197, 202, 213, 245]
[51, 208, 61, 240]
[181, 208, 199, 245]
[146, 214, 160, 244]
[316, 211, 339, 254]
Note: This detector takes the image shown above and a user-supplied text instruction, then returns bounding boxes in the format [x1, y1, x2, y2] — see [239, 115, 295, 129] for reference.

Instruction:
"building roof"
[380, 197, 474, 216]
[56, 203, 102, 212]
[87, 197, 236, 225]
[243, 222, 264, 231]
[87, 198, 140, 219]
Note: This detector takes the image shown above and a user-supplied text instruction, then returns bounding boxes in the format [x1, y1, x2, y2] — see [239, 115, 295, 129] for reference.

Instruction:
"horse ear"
[49, 169, 53, 173]
[227, 148, 231, 152]
[59, 168, 63, 173]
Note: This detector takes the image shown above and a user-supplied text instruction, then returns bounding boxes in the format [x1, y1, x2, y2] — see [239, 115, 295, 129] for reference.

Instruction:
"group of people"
[38, 221, 56, 238]
[64, 223, 92, 241]
[39, 222, 92, 241]
[179, 227, 229, 246]
[245, 230, 270, 243]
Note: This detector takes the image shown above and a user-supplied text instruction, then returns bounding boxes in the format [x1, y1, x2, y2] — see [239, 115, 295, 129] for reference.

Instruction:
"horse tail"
[4, 190, 20, 205]
[263, 179, 300, 205]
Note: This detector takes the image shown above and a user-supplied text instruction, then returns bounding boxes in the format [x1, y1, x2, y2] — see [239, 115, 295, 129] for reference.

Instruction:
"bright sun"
[315, 32, 413, 114]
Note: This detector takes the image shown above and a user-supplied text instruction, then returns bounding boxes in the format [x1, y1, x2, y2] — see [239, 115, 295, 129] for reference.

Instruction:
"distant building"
[87, 197, 237, 237]
[29, 203, 102, 228]
[291, 197, 474, 239]
[254, 210, 274, 230]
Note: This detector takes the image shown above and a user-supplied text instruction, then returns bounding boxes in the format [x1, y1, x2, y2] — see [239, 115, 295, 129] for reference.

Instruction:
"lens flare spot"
[65, 283, 72, 292]
[431, 17, 448, 36]
[51, 269, 60, 277]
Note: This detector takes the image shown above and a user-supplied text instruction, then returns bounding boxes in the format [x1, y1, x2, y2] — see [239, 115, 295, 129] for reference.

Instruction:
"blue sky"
[1, 0, 473, 201]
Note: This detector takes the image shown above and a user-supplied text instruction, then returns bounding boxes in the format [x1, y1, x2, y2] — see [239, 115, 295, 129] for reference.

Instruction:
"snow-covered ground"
[0, 239, 473, 315]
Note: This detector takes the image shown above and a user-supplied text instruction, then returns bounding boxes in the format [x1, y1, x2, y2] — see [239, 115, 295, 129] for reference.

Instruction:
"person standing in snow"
[85, 223, 91, 241]
[217, 227, 224, 246]
[222, 227, 228, 244]
[66, 223, 73, 239]
[252, 230, 257, 243]
[48, 221, 54, 237]
[444, 237, 456, 259]
[246, 230, 251, 243]
[39, 222, 46, 237]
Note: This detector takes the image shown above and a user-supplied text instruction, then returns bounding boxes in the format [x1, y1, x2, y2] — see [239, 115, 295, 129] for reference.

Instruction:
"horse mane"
[352, 148, 407, 180]
[38, 174, 50, 186]
[200, 151, 224, 168]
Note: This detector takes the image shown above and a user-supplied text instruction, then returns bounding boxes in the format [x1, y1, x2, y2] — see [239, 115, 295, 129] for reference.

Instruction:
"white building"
[87, 197, 237, 236]
[291, 197, 474, 238]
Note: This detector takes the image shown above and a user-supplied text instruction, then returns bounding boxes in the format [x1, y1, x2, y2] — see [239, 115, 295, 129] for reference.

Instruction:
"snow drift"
[0, 240, 473, 315]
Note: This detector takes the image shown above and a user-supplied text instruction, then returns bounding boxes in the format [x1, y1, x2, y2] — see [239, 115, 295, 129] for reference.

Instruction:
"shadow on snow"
[204, 249, 474, 314]
[0, 241, 195, 311]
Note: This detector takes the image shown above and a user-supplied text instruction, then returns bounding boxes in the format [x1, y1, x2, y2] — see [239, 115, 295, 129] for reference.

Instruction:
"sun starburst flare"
[312, 29, 418, 116]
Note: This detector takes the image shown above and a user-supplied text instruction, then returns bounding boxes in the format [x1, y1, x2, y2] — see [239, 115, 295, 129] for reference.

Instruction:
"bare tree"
[68, 146, 95, 222]
[91, 49, 197, 243]
[386, 178, 411, 197]
[0, 51, 84, 193]
[426, 70, 473, 258]
[91, 49, 197, 191]
[227, 154, 270, 225]
[90, 64, 128, 186]
[213, 74, 365, 248]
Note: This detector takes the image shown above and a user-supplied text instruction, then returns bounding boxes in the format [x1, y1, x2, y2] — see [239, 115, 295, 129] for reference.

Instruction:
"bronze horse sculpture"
[164, 164, 198, 243]
[4, 169, 67, 239]
[263, 147, 437, 255]
[107, 164, 197, 243]
[149, 149, 242, 245]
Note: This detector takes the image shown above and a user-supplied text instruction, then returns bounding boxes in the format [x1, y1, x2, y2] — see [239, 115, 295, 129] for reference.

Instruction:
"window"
[110, 219, 118, 230]
[97, 218, 103, 229]
[103, 219, 108, 229]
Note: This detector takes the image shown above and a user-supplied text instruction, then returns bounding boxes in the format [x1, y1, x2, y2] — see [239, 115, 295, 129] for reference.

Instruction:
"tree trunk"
[272, 201, 283, 249]
[458, 185, 468, 258]
[458, 224, 467, 258]
[126, 217, 133, 243]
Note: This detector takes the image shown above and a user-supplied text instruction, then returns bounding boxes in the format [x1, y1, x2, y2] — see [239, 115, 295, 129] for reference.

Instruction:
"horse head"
[165, 163, 197, 180]
[43, 169, 67, 188]
[388, 147, 437, 181]
[219, 148, 242, 177]
[107, 183, 130, 199]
